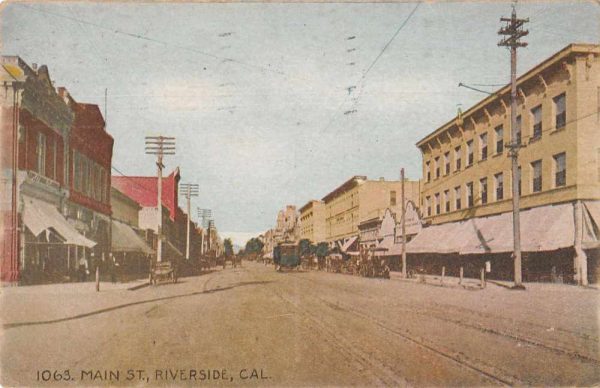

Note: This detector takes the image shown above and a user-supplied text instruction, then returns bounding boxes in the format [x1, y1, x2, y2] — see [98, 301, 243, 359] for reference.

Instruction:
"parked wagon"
[149, 260, 177, 285]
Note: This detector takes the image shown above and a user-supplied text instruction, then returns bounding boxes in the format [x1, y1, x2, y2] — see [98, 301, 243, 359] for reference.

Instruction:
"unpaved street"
[1, 262, 599, 386]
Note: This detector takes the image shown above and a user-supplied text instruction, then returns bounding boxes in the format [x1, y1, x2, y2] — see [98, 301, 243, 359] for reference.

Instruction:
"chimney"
[56, 87, 70, 104]
[31, 63, 37, 72]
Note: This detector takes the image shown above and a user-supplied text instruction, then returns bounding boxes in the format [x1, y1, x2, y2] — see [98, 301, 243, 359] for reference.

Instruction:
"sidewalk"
[0, 278, 151, 326]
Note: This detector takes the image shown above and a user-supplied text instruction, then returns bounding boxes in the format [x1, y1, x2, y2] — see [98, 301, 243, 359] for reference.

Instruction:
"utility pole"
[180, 183, 199, 260]
[145, 136, 175, 263]
[400, 168, 407, 278]
[498, 6, 528, 290]
[197, 208, 212, 254]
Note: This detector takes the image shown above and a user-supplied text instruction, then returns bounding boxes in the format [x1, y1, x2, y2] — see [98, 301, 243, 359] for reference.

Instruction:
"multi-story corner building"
[299, 200, 326, 243]
[322, 176, 420, 246]
[414, 43, 600, 284]
[59, 88, 114, 263]
[0, 57, 96, 283]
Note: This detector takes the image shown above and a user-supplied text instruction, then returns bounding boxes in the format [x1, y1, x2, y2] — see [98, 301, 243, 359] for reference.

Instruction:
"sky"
[1, 1, 598, 246]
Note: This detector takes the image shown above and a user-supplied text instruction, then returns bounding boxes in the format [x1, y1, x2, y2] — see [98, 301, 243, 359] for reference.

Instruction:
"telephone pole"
[145, 136, 175, 263]
[180, 183, 199, 260]
[197, 208, 212, 254]
[498, 6, 528, 290]
[400, 168, 407, 278]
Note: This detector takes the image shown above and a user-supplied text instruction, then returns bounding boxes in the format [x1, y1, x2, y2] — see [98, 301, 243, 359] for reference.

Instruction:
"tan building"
[322, 176, 420, 245]
[299, 200, 327, 243]
[414, 43, 600, 284]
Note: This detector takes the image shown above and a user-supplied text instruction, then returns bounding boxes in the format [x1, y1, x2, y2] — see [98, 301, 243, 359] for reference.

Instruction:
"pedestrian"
[110, 257, 118, 284]
[78, 256, 89, 282]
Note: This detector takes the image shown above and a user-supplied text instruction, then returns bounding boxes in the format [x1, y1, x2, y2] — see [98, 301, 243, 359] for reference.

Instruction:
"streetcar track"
[273, 273, 519, 386]
[288, 272, 599, 363]
[243, 267, 409, 386]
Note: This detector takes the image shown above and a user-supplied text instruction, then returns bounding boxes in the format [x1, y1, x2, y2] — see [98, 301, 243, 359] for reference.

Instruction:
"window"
[495, 125, 504, 154]
[37, 132, 46, 176]
[554, 152, 566, 187]
[480, 178, 488, 205]
[531, 105, 542, 139]
[444, 152, 450, 175]
[454, 186, 461, 210]
[435, 157, 440, 179]
[426, 196, 431, 216]
[515, 115, 522, 145]
[532, 160, 542, 192]
[455, 146, 462, 171]
[390, 191, 397, 206]
[467, 140, 474, 166]
[444, 190, 450, 212]
[435, 193, 441, 215]
[52, 138, 57, 180]
[495, 172, 504, 200]
[480, 133, 488, 161]
[426, 161, 431, 182]
[554, 93, 566, 129]
[466, 182, 474, 207]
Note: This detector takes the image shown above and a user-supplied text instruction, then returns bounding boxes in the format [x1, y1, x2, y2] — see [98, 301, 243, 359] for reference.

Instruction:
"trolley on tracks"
[273, 242, 301, 271]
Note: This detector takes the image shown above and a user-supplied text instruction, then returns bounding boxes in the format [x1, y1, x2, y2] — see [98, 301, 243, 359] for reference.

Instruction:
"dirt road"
[1, 262, 598, 386]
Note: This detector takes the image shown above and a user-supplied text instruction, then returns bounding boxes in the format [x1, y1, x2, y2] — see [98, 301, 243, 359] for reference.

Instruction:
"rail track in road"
[272, 272, 523, 386]
[287, 271, 600, 366]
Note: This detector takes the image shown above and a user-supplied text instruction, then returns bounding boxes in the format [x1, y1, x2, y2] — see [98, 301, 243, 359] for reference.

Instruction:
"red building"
[112, 169, 186, 259]
[0, 57, 96, 284]
[59, 88, 114, 264]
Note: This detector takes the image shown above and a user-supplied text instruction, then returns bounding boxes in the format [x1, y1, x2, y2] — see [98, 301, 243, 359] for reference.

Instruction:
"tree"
[224, 238, 234, 257]
[315, 242, 329, 258]
[244, 237, 264, 255]
[298, 239, 313, 258]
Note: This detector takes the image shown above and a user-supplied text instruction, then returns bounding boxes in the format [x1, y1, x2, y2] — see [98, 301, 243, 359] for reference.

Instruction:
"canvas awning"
[340, 236, 358, 253]
[582, 201, 600, 249]
[111, 220, 154, 254]
[22, 196, 96, 248]
[406, 203, 575, 255]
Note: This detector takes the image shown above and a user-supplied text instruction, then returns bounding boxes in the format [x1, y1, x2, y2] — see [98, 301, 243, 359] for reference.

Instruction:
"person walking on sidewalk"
[78, 256, 89, 282]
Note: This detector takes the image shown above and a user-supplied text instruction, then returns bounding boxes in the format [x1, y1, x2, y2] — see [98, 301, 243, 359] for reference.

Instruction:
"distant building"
[299, 200, 326, 243]
[414, 43, 600, 284]
[112, 168, 186, 259]
[322, 176, 420, 247]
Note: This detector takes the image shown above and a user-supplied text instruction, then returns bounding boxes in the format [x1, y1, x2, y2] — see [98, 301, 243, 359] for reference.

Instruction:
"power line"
[17, 3, 288, 78]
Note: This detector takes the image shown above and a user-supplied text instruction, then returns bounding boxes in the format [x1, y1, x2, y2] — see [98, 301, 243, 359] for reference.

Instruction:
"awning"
[166, 240, 184, 258]
[375, 235, 395, 251]
[406, 203, 575, 255]
[111, 220, 154, 254]
[340, 236, 358, 253]
[22, 196, 96, 248]
[582, 201, 600, 249]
